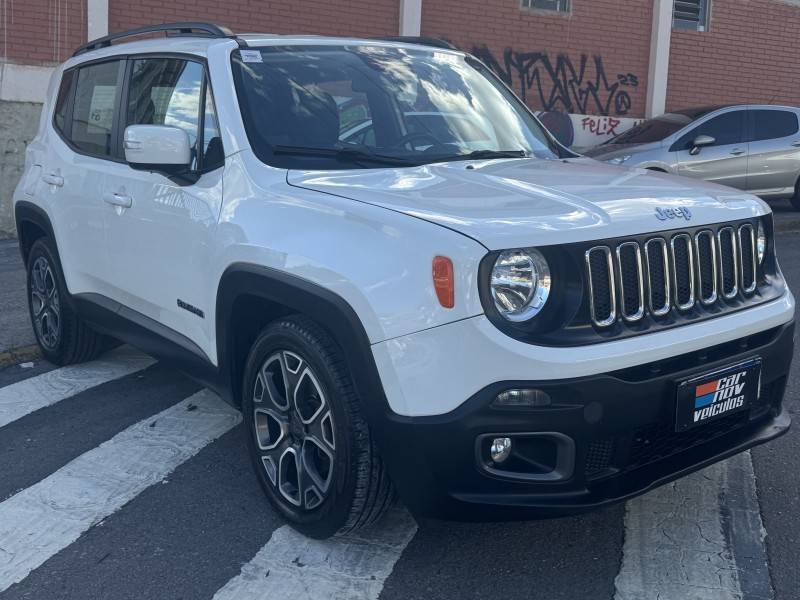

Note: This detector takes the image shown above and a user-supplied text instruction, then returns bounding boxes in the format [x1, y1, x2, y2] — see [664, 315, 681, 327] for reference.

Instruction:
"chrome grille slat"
[694, 230, 718, 305]
[585, 222, 758, 329]
[616, 242, 645, 322]
[717, 227, 739, 299]
[738, 224, 757, 294]
[586, 246, 616, 327]
[671, 234, 695, 311]
[644, 238, 671, 317]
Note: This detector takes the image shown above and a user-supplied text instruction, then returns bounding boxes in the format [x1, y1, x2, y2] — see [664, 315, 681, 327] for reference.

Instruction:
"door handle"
[103, 192, 133, 208]
[42, 172, 64, 187]
[730, 149, 745, 156]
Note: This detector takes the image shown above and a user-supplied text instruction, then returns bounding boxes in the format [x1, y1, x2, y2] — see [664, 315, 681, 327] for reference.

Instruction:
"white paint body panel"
[12, 36, 794, 417]
[288, 157, 770, 250]
[373, 293, 795, 416]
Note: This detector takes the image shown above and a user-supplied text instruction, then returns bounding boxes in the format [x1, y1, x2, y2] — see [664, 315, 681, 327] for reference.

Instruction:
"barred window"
[520, 0, 570, 12]
[674, 0, 710, 31]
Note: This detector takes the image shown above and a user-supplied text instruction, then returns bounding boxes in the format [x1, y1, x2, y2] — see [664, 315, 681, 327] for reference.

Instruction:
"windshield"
[231, 45, 562, 169]
[607, 113, 693, 145]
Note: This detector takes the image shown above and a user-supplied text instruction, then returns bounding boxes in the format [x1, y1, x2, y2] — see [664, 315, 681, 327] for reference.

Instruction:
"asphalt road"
[0, 217, 797, 600]
[750, 218, 800, 600]
[0, 240, 35, 356]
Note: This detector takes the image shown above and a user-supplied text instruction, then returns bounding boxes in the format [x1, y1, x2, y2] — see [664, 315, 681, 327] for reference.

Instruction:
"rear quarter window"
[53, 70, 75, 135]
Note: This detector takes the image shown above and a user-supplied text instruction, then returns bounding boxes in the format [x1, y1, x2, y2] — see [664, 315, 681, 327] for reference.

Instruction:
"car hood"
[287, 157, 767, 250]
[582, 141, 661, 161]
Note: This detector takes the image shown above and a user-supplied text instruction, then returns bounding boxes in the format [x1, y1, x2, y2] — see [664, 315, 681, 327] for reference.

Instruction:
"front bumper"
[375, 321, 794, 520]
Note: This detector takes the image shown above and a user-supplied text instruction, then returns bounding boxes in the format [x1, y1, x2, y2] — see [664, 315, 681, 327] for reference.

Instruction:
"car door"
[43, 59, 124, 297]
[101, 56, 224, 358]
[671, 109, 749, 189]
[745, 109, 800, 196]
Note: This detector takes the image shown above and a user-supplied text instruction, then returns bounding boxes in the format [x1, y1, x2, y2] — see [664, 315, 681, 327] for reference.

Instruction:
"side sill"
[72, 292, 231, 403]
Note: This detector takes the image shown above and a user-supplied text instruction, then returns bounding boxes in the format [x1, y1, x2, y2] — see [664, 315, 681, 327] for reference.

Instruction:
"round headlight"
[490, 249, 551, 321]
[757, 220, 767, 264]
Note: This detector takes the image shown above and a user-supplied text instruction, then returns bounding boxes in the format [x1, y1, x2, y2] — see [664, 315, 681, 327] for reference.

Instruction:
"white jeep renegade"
[13, 23, 795, 539]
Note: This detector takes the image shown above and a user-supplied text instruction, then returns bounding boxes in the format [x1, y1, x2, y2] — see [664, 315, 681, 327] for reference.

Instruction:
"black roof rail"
[73, 22, 245, 57]
[374, 36, 459, 51]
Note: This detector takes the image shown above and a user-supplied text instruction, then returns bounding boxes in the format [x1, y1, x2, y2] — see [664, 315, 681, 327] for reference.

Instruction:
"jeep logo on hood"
[655, 206, 692, 221]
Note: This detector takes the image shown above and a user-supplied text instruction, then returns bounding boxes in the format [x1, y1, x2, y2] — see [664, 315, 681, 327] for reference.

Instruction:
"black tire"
[242, 315, 394, 539]
[26, 237, 106, 366]
[791, 179, 800, 211]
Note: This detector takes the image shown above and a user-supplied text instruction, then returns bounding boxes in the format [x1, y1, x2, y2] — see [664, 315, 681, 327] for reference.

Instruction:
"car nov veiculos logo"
[693, 370, 747, 423]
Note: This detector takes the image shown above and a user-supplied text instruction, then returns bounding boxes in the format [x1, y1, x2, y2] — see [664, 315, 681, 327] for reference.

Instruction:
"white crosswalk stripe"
[213, 508, 417, 600]
[0, 389, 240, 593]
[614, 452, 770, 600]
[0, 349, 778, 599]
[0, 346, 154, 428]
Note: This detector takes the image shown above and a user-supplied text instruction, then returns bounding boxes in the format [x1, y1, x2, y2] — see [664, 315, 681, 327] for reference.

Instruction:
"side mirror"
[689, 134, 715, 156]
[124, 125, 191, 172]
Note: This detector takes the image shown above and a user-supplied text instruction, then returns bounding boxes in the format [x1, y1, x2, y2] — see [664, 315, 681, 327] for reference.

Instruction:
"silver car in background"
[585, 105, 800, 209]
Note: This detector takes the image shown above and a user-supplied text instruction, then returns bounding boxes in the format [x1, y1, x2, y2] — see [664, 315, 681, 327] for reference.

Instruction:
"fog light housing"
[489, 437, 512, 463]
[493, 388, 552, 408]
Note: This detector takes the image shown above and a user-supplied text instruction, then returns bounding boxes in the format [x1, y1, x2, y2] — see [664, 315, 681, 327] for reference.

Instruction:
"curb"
[0, 344, 42, 369]
[775, 218, 800, 233]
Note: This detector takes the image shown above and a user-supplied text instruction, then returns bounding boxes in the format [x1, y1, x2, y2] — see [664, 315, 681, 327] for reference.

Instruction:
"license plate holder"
[675, 358, 761, 432]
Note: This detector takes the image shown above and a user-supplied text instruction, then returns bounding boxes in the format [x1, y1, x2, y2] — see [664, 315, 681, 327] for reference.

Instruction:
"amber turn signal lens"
[432, 256, 455, 308]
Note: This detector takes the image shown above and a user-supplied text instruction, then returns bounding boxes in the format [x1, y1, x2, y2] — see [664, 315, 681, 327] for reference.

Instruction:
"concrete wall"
[0, 101, 42, 238]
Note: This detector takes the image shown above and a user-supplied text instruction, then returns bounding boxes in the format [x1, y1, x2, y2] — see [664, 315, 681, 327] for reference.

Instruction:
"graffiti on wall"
[471, 46, 639, 117]
[537, 111, 643, 149]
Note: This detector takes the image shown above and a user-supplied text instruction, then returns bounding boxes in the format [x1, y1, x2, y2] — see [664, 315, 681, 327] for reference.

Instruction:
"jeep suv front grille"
[587, 222, 761, 328]
[738, 224, 757, 294]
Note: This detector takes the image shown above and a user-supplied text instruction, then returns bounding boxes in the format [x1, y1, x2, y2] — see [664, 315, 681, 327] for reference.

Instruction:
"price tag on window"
[240, 50, 263, 63]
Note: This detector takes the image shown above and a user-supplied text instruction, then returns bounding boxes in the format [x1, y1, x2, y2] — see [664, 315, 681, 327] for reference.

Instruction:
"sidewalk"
[769, 198, 800, 232]
[0, 238, 37, 362]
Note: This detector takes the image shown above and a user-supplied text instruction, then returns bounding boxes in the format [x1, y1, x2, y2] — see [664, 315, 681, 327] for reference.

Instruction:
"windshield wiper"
[432, 149, 528, 163]
[271, 145, 418, 166]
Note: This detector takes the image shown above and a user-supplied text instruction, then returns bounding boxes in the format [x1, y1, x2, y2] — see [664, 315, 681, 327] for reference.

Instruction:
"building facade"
[1, 0, 799, 236]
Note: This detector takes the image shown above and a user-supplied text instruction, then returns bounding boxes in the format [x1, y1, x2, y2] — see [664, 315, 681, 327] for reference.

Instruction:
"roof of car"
[671, 105, 733, 119]
[65, 30, 461, 69]
[669, 104, 800, 120]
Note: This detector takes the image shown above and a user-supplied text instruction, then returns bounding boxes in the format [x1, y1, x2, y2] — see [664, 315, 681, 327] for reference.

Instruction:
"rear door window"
[749, 110, 799, 142]
[70, 60, 123, 157]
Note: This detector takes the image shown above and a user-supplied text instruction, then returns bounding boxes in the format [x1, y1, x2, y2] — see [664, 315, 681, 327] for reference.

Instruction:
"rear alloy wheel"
[242, 316, 395, 539]
[26, 238, 107, 365]
[30, 255, 61, 351]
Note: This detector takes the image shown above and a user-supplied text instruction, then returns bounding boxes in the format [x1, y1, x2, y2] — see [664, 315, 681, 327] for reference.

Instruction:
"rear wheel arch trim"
[14, 201, 58, 266]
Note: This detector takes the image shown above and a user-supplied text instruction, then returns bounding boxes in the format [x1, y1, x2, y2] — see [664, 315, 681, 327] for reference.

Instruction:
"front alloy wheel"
[253, 350, 336, 510]
[242, 316, 395, 539]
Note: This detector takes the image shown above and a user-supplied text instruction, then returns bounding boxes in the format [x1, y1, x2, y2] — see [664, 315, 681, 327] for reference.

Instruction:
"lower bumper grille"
[584, 378, 782, 481]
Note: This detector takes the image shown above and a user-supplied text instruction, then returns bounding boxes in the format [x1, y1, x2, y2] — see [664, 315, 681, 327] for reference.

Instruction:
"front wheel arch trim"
[215, 264, 388, 414]
[214, 264, 440, 508]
